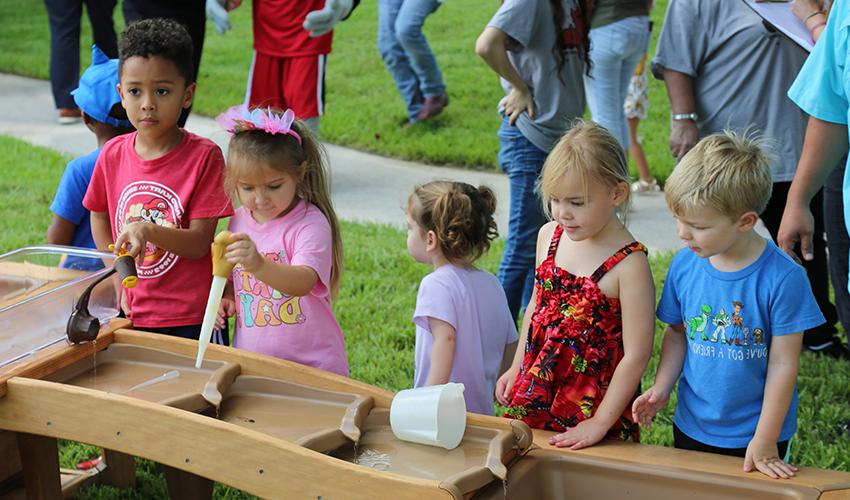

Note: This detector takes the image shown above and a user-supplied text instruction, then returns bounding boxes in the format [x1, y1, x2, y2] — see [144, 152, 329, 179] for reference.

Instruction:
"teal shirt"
[788, 0, 850, 289]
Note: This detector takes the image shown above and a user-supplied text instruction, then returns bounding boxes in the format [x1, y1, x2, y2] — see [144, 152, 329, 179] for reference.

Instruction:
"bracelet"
[672, 112, 698, 122]
[804, 10, 825, 23]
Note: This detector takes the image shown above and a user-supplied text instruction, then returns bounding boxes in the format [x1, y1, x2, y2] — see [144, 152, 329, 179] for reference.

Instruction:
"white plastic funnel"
[390, 383, 466, 450]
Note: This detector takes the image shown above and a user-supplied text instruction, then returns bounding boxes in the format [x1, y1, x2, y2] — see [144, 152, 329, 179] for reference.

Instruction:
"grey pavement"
[0, 73, 684, 254]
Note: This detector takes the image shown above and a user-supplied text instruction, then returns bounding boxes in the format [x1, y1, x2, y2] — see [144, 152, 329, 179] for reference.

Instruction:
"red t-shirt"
[83, 131, 234, 328]
[252, 0, 333, 57]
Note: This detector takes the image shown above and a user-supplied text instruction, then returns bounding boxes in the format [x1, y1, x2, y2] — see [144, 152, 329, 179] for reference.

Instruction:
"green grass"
[1, 136, 848, 497]
[0, 0, 677, 179]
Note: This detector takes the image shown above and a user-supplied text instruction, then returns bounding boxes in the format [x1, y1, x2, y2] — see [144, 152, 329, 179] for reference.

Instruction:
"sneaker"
[58, 108, 82, 125]
[631, 178, 659, 193]
[417, 93, 449, 121]
[803, 340, 850, 360]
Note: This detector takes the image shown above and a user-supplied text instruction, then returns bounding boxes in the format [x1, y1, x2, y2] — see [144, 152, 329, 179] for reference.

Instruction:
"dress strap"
[547, 225, 564, 260]
[589, 242, 648, 283]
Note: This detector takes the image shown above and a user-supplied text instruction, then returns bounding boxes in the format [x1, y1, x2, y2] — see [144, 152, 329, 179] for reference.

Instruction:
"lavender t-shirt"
[228, 202, 348, 376]
[413, 265, 518, 415]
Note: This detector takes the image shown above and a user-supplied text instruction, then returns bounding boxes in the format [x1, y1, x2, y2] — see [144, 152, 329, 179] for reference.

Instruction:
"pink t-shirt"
[228, 203, 348, 377]
[83, 131, 233, 328]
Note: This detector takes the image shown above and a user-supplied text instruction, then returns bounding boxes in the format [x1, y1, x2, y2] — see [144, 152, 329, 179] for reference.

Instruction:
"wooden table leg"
[16, 432, 61, 500]
[162, 464, 213, 500]
[101, 449, 136, 488]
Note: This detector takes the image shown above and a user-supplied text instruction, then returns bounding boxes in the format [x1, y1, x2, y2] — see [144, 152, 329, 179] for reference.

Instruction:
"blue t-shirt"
[787, 0, 850, 289]
[657, 241, 825, 448]
[50, 148, 103, 271]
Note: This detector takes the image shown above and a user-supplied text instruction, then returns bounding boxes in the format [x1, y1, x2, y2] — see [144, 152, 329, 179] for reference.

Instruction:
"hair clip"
[216, 104, 302, 144]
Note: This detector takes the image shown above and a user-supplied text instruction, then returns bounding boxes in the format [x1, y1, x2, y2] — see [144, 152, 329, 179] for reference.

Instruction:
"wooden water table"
[0, 246, 848, 499]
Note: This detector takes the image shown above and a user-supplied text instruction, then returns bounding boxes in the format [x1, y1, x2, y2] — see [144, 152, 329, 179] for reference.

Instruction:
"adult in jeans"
[653, 0, 842, 356]
[476, 0, 589, 320]
[44, 0, 118, 124]
[378, 0, 448, 125]
[584, 0, 651, 150]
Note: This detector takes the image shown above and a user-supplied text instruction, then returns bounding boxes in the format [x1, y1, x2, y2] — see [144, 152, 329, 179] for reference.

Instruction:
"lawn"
[0, 136, 848, 498]
[0, 0, 677, 179]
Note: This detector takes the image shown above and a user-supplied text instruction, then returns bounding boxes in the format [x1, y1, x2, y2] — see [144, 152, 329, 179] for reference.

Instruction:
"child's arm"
[114, 218, 218, 263]
[225, 233, 318, 297]
[46, 215, 77, 245]
[744, 333, 802, 479]
[475, 27, 534, 124]
[494, 223, 554, 405]
[425, 317, 456, 386]
[632, 323, 687, 428]
[215, 279, 236, 329]
[549, 253, 655, 449]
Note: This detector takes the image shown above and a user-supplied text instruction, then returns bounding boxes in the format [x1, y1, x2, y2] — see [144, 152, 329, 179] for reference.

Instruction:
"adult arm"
[425, 317, 456, 386]
[744, 333, 802, 479]
[549, 253, 655, 449]
[475, 27, 534, 124]
[663, 69, 699, 161]
[791, 0, 827, 42]
[778, 118, 849, 260]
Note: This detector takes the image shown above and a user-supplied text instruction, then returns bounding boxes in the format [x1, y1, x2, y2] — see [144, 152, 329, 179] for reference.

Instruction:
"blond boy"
[632, 131, 824, 479]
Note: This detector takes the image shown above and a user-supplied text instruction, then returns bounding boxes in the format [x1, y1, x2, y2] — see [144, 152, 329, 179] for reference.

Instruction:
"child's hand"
[115, 222, 150, 266]
[225, 233, 265, 273]
[631, 386, 670, 429]
[744, 437, 798, 479]
[548, 417, 608, 450]
[216, 297, 236, 329]
[494, 366, 519, 406]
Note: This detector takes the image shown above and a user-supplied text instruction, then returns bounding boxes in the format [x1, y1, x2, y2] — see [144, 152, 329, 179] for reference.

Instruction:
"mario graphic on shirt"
[115, 181, 183, 278]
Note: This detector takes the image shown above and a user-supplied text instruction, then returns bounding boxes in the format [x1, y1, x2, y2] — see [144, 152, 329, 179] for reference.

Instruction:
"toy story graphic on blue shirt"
[233, 250, 305, 329]
[686, 300, 767, 361]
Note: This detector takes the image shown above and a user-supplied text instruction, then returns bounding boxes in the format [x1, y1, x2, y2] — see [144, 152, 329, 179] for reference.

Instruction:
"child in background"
[624, 53, 658, 193]
[48, 44, 134, 271]
[215, 105, 348, 377]
[407, 181, 517, 415]
[632, 132, 825, 479]
[83, 19, 234, 340]
[497, 121, 655, 448]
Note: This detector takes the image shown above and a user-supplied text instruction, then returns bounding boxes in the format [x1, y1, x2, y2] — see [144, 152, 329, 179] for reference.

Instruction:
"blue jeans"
[377, 0, 446, 121]
[826, 157, 850, 345]
[584, 16, 650, 149]
[497, 117, 548, 321]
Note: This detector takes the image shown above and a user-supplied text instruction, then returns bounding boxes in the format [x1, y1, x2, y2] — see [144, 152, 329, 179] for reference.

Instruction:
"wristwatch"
[672, 112, 698, 122]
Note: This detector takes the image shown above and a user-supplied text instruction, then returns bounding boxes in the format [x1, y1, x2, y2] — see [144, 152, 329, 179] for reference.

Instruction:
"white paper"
[743, 0, 815, 52]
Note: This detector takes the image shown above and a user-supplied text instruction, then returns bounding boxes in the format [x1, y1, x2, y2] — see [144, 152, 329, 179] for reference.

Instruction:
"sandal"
[631, 178, 660, 193]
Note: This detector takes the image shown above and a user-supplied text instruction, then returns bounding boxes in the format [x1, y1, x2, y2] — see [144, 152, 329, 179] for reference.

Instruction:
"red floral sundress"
[506, 225, 644, 442]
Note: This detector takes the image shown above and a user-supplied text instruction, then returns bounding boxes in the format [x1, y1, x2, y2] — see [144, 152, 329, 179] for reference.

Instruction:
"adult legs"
[824, 158, 850, 348]
[84, 0, 118, 58]
[394, 0, 445, 99]
[761, 182, 840, 351]
[496, 117, 549, 321]
[584, 16, 650, 149]
[44, 0, 84, 111]
[378, 0, 424, 121]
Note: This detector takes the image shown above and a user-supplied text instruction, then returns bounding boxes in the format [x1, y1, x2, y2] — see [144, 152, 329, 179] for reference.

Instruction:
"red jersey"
[252, 0, 333, 57]
[83, 131, 234, 328]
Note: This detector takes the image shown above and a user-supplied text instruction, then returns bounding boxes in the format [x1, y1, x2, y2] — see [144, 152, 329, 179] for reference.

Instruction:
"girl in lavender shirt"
[407, 181, 518, 415]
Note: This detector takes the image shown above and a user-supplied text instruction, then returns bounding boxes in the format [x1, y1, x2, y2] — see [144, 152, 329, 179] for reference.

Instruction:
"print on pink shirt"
[234, 251, 307, 328]
[115, 181, 184, 278]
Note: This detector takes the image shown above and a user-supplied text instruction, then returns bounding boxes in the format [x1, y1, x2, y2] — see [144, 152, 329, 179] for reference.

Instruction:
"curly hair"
[408, 181, 499, 266]
[118, 18, 194, 84]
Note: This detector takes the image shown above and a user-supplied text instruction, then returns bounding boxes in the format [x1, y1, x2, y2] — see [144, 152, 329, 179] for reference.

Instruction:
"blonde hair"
[665, 130, 774, 219]
[224, 117, 342, 299]
[408, 181, 498, 266]
[538, 120, 631, 222]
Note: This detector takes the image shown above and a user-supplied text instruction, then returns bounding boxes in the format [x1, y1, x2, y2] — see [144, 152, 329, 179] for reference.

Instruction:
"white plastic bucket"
[389, 383, 467, 450]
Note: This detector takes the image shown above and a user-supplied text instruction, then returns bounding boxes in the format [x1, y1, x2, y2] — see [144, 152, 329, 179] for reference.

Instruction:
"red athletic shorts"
[245, 51, 326, 119]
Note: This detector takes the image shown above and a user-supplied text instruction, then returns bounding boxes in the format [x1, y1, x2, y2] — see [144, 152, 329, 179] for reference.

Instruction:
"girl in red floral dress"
[496, 121, 656, 449]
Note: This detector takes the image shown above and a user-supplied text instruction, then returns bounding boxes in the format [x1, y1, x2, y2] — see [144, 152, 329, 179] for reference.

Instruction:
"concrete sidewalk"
[0, 73, 683, 254]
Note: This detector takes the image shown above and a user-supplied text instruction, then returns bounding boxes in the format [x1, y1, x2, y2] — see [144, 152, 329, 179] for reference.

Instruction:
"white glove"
[206, 0, 231, 35]
[303, 0, 354, 37]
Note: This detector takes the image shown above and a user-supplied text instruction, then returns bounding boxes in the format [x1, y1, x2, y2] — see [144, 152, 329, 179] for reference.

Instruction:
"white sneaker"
[631, 178, 660, 193]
